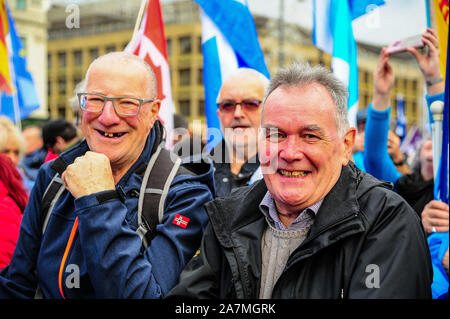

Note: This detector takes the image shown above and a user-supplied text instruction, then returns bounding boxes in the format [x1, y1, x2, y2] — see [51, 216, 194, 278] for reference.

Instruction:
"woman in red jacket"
[0, 154, 28, 270]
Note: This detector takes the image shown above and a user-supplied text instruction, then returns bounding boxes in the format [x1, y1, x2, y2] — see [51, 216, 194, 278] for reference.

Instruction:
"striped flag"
[126, 0, 175, 147]
[0, 0, 11, 94]
[194, 0, 269, 146]
[312, 0, 385, 128]
[432, 0, 448, 81]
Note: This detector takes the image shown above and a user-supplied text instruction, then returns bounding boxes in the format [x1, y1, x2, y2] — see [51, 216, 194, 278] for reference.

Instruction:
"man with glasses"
[209, 68, 269, 197]
[0, 52, 215, 298]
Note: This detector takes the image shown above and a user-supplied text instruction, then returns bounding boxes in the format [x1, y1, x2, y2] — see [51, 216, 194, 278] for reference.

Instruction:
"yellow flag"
[433, 0, 448, 80]
[0, 0, 12, 94]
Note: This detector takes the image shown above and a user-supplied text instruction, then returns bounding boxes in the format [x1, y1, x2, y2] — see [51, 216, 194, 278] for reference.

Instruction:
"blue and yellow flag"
[0, 2, 40, 122]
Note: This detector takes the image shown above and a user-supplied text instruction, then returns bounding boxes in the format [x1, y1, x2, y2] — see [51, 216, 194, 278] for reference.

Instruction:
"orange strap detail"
[58, 216, 78, 299]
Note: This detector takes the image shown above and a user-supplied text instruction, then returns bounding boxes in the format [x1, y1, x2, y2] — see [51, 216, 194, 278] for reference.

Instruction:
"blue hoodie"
[0, 125, 215, 298]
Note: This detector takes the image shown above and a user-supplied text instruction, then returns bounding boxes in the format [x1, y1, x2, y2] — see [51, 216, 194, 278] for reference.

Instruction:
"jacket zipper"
[231, 246, 249, 298]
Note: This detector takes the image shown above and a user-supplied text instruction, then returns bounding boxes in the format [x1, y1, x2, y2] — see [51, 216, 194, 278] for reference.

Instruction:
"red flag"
[172, 214, 190, 229]
[126, 0, 175, 147]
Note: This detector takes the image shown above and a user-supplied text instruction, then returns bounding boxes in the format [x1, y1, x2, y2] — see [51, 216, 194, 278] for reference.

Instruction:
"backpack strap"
[40, 158, 67, 234]
[136, 143, 182, 249]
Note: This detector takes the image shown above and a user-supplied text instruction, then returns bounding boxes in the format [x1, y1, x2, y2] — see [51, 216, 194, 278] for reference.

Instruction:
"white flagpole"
[430, 100, 444, 180]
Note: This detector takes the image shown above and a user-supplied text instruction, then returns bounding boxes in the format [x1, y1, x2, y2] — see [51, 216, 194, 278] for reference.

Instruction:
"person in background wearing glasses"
[0, 52, 215, 298]
[209, 68, 269, 197]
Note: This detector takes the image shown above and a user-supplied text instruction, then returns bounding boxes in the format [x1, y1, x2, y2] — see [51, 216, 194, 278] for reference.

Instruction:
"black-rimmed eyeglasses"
[77, 93, 155, 116]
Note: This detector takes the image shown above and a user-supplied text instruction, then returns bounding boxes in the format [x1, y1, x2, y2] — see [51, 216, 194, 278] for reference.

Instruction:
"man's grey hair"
[262, 63, 349, 137]
[84, 51, 157, 98]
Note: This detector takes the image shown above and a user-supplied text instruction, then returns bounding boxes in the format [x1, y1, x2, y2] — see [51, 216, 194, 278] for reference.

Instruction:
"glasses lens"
[81, 94, 104, 112]
[117, 98, 141, 115]
[218, 101, 236, 112]
[241, 99, 261, 110]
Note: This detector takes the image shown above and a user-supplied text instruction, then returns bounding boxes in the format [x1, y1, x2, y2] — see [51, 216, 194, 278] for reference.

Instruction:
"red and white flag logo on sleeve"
[172, 214, 190, 229]
[126, 0, 175, 147]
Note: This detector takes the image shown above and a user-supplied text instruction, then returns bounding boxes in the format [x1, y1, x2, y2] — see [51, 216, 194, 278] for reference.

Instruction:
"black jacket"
[169, 163, 433, 299]
[209, 140, 260, 198]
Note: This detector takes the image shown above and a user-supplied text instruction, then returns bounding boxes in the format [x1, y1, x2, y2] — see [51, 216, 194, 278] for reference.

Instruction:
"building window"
[179, 68, 191, 86]
[47, 81, 51, 96]
[58, 52, 66, 68]
[167, 38, 172, 56]
[106, 45, 116, 53]
[89, 48, 99, 62]
[198, 100, 205, 116]
[47, 54, 52, 68]
[16, 0, 26, 10]
[198, 68, 203, 85]
[58, 79, 66, 95]
[179, 100, 190, 117]
[58, 105, 66, 118]
[197, 36, 202, 54]
[73, 50, 82, 66]
[179, 36, 191, 54]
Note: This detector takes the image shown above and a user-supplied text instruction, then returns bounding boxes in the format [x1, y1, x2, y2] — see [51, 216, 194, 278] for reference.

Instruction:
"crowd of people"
[0, 28, 447, 299]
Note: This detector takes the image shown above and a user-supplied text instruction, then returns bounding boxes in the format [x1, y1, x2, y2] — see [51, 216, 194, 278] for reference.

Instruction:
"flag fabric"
[194, 0, 270, 146]
[312, 0, 385, 128]
[434, 31, 449, 205]
[395, 94, 407, 143]
[0, 2, 40, 122]
[0, 0, 11, 94]
[428, 27, 448, 301]
[125, 0, 175, 147]
[432, 0, 448, 81]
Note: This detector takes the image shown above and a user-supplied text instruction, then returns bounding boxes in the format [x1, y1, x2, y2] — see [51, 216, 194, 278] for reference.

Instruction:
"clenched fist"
[62, 151, 116, 199]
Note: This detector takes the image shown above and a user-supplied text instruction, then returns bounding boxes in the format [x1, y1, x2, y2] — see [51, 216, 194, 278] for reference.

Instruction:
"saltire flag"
[395, 94, 407, 143]
[312, 0, 385, 128]
[432, 0, 448, 81]
[125, 0, 175, 147]
[0, 1, 40, 122]
[194, 0, 270, 147]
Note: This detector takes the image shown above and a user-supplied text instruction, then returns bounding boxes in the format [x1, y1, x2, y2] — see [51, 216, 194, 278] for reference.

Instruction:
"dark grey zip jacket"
[168, 162, 433, 299]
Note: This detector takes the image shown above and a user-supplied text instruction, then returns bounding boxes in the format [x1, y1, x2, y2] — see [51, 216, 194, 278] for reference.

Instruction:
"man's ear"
[342, 127, 357, 166]
[149, 99, 161, 125]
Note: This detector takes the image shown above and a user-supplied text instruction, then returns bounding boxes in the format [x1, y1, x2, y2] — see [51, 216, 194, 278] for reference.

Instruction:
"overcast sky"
[246, 0, 428, 47]
[52, 0, 429, 47]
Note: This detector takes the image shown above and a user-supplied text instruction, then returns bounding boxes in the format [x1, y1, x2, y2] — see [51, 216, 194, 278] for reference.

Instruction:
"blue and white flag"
[194, 0, 269, 147]
[312, 0, 385, 128]
[0, 4, 40, 122]
[395, 94, 407, 143]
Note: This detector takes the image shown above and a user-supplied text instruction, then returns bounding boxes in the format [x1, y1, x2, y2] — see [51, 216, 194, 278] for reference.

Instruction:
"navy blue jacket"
[0, 124, 215, 298]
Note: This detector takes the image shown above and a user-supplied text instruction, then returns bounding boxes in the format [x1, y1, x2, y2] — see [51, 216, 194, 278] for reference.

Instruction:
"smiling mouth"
[278, 169, 310, 177]
[97, 129, 126, 138]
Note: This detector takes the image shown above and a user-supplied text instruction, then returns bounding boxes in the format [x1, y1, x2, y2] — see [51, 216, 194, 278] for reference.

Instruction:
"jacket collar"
[206, 162, 368, 249]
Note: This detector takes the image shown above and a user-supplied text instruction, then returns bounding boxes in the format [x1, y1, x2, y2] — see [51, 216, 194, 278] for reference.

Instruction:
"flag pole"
[131, 0, 148, 48]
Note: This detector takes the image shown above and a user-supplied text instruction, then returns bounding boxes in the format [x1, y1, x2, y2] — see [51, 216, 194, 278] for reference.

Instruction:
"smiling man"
[169, 63, 432, 299]
[0, 52, 215, 298]
[207, 68, 269, 197]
